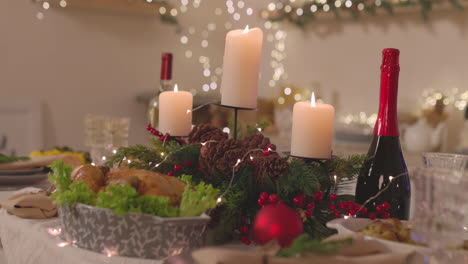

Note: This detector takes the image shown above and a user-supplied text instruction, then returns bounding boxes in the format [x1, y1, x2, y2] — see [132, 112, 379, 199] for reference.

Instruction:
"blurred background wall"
[1, 0, 466, 152]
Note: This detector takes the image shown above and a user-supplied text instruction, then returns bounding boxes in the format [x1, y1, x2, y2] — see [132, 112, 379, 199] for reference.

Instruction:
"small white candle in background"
[220, 25, 263, 109]
[291, 93, 335, 159]
[158, 84, 193, 136]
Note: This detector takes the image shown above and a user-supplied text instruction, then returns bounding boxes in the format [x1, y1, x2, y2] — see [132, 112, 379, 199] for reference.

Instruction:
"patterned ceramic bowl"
[58, 204, 210, 260]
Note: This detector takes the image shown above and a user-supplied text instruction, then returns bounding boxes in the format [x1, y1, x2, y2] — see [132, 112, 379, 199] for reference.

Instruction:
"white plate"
[0, 167, 46, 176]
[0, 173, 48, 186]
[327, 218, 430, 254]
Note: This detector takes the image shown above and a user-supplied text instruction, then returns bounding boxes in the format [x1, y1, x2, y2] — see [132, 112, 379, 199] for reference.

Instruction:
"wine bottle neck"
[160, 79, 173, 93]
[374, 70, 400, 137]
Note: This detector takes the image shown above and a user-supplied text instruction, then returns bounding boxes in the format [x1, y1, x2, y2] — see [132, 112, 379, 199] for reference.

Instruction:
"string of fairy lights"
[33, 0, 288, 97]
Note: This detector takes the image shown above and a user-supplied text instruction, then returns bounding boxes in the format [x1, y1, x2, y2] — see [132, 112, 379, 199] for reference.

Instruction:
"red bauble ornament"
[253, 204, 303, 248]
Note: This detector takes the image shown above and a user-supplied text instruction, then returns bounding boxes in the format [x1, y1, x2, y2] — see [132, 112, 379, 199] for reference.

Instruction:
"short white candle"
[291, 93, 335, 159]
[158, 84, 193, 136]
[220, 25, 263, 109]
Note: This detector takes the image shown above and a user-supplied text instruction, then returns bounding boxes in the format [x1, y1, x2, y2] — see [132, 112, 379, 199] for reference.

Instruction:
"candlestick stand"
[215, 104, 257, 140]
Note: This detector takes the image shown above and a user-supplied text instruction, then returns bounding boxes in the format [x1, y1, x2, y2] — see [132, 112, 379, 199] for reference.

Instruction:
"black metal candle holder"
[215, 104, 257, 140]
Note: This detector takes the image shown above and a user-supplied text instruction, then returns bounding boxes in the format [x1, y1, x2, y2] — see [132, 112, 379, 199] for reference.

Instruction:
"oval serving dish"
[59, 204, 210, 260]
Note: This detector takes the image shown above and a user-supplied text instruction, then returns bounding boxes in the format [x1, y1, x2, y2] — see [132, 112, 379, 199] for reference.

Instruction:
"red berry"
[369, 212, 377, 220]
[328, 204, 336, 211]
[305, 209, 313, 217]
[329, 193, 337, 201]
[314, 191, 323, 201]
[261, 151, 270, 157]
[268, 194, 279, 204]
[353, 203, 361, 211]
[173, 164, 183, 173]
[376, 205, 384, 213]
[306, 202, 315, 209]
[292, 195, 305, 207]
[241, 236, 251, 245]
[265, 144, 274, 151]
[182, 160, 193, 167]
[146, 124, 152, 131]
[382, 212, 391, 219]
[338, 201, 347, 210]
[159, 136, 166, 142]
[382, 202, 391, 211]
[260, 192, 269, 200]
[358, 207, 368, 216]
[347, 201, 356, 210]
[334, 211, 341, 218]
[239, 226, 248, 233]
[348, 209, 357, 216]
[167, 171, 174, 176]
[257, 198, 266, 207]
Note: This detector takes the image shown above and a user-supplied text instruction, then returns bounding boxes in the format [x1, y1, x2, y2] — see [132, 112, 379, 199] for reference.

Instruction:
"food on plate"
[71, 164, 106, 192]
[0, 153, 29, 164]
[48, 160, 220, 217]
[360, 218, 424, 246]
[106, 169, 186, 205]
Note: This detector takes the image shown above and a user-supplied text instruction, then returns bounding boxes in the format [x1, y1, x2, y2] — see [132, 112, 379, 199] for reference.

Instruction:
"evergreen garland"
[107, 126, 367, 243]
[263, 0, 466, 28]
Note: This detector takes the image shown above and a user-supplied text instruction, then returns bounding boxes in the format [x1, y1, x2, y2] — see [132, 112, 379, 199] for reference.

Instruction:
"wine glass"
[422, 152, 468, 171]
[84, 115, 130, 165]
[411, 167, 468, 263]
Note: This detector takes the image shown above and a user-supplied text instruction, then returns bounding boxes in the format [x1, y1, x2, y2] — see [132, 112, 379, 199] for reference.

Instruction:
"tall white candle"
[220, 26, 263, 109]
[158, 84, 193, 136]
[291, 93, 335, 159]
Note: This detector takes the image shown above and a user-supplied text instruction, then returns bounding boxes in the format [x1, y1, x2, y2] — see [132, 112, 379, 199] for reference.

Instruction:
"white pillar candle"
[220, 26, 263, 109]
[158, 84, 193, 136]
[291, 93, 335, 159]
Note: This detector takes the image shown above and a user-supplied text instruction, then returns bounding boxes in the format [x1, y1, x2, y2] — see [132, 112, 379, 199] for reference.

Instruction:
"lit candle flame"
[310, 92, 316, 107]
[243, 25, 249, 34]
[174, 84, 179, 92]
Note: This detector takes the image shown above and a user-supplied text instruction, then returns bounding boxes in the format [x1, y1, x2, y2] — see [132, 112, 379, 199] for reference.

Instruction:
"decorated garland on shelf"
[107, 123, 375, 244]
[262, 0, 466, 27]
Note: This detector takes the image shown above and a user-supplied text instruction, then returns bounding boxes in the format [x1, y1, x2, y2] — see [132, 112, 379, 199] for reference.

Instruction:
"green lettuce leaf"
[96, 184, 178, 217]
[179, 182, 220, 217]
[50, 181, 96, 206]
[48, 160, 73, 191]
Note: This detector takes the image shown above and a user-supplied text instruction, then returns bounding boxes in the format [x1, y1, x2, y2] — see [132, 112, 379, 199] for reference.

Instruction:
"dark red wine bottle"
[355, 48, 411, 220]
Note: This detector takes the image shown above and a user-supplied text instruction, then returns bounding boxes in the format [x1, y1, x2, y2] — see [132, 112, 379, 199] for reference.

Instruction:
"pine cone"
[200, 138, 245, 179]
[241, 133, 277, 154]
[188, 124, 228, 144]
[255, 155, 288, 183]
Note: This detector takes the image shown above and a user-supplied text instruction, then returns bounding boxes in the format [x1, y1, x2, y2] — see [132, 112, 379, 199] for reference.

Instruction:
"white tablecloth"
[0, 209, 196, 264]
